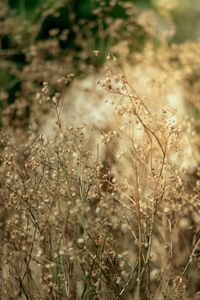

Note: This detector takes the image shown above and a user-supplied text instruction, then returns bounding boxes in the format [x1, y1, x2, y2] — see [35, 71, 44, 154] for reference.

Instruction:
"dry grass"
[1, 55, 200, 299]
[1, 1, 200, 300]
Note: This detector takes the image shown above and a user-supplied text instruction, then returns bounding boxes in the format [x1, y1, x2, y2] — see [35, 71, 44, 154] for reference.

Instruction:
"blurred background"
[0, 0, 200, 130]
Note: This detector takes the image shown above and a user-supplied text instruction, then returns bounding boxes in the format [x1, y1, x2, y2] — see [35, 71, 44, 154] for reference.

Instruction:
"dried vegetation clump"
[0, 0, 166, 131]
[1, 1, 200, 300]
[1, 60, 200, 298]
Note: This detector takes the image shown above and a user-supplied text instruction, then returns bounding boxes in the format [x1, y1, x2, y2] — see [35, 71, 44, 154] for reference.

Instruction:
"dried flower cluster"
[1, 1, 200, 300]
[1, 53, 200, 298]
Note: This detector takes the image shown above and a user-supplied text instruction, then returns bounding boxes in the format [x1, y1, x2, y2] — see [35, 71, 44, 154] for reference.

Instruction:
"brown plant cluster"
[1, 0, 167, 132]
[1, 60, 200, 298]
[1, 1, 200, 300]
